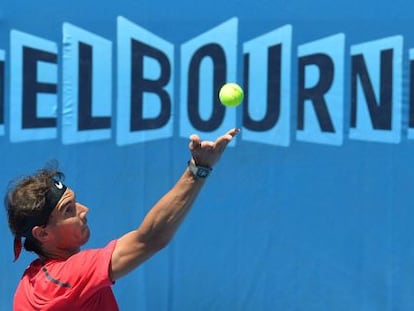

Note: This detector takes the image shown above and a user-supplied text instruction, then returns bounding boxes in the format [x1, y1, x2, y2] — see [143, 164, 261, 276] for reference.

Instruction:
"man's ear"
[32, 226, 49, 242]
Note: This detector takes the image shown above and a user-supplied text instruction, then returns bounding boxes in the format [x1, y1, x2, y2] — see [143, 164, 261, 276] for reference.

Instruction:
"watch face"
[197, 168, 209, 177]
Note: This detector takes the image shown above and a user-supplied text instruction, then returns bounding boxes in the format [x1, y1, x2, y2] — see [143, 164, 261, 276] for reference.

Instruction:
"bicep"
[110, 230, 161, 281]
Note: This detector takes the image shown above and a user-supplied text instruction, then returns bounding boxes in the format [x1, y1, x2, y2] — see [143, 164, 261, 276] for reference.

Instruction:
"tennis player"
[5, 128, 239, 310]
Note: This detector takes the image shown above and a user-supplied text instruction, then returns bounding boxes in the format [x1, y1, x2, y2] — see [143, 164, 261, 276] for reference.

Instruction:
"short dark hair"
[5, 163, 65, 255]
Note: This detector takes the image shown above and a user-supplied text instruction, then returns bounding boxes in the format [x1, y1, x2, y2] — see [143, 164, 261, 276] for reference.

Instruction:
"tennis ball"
[219, 83, 244, 107]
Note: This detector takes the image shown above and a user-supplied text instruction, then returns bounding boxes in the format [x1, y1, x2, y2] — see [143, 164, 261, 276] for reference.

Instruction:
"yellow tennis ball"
[219, 83, 244, 107]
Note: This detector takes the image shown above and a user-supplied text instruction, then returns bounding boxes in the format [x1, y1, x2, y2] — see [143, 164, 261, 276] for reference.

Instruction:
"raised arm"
[110, 128, 239, 281]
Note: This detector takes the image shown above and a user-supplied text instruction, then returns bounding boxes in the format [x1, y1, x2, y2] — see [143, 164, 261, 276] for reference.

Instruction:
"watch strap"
[187, 160, 212, 178]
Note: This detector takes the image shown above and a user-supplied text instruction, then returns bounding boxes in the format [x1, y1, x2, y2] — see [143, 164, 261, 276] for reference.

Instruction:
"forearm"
[136, 168, 205, 247]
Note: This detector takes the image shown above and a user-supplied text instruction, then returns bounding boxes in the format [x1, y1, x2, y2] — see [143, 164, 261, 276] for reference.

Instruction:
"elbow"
[137, 224, 175, 252]
[143, 234, 171, 253]
[152, 236, 171, 251]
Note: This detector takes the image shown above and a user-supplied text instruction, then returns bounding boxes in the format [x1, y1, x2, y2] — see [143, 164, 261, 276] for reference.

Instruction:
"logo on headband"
[54, 181, 64, 189]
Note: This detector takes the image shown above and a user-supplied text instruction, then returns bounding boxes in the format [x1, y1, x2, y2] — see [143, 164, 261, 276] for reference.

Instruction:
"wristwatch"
[188, 160, 212, 178]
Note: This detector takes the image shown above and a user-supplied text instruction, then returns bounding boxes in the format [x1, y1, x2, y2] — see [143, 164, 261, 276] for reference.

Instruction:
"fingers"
[215, 128, 240, 150]
[188, 129, 239, 166]
[227, 128, 240, 137]
[189, 128, 239, 152]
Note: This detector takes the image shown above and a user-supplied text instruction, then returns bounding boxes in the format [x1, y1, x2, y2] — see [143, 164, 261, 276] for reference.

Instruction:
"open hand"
[188, 128, 240, 168]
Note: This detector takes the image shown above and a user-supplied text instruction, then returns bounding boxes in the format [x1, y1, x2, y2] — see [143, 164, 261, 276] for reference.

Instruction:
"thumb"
[189, 134, 201, 151]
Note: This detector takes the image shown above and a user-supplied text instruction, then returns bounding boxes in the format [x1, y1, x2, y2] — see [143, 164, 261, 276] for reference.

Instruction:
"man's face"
[44, 188, 90, 253]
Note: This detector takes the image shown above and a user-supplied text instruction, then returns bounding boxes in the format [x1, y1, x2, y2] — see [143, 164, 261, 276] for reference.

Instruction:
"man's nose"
[77, 203, 89, 216]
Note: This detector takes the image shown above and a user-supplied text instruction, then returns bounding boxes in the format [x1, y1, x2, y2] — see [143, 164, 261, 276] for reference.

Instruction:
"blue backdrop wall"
[1, 0, 414, 310]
